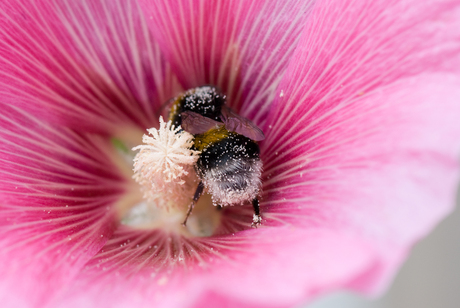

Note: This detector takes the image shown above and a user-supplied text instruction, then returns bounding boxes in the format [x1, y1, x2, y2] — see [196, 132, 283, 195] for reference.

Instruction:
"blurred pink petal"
[262, 0, 460, 294]
[0, 1, 178, 134]
[0, 0, 459, 307]
[138, 0, 315, 124]
[0, 105, 126, 306]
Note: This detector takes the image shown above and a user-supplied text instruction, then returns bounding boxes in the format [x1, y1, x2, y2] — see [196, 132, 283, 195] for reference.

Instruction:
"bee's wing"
[220, 106, 265, 141]
[181, 111, 223, 134]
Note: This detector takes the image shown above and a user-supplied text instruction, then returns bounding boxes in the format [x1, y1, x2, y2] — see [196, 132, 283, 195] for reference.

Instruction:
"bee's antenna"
[182, 181, 205, 226]
[158, 96, 176, 118]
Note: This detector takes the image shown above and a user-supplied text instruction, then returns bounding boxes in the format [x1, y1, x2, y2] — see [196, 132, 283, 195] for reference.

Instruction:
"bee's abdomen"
[196, 134, 259, 170]
[196, 134, 262, 206]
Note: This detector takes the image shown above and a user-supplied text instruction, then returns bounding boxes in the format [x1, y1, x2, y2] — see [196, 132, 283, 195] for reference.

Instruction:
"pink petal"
[261, 0, 460, 296]
[0, 105, 127, 307]
[48, 227, 386, 308]
[0, 0, 179, 135]
[138, 0, 315, 125]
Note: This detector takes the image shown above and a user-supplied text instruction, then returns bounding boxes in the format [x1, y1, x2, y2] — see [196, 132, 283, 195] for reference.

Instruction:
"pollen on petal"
[132, 117, 201, 208]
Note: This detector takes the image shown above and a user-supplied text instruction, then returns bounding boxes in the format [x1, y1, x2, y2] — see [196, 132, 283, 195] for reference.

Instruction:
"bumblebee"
[168, 86, 265, 227]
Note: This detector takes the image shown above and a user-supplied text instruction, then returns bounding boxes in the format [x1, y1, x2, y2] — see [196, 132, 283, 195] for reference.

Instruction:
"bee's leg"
[182, 181, 204, 226]
[251, 198, 262, 228]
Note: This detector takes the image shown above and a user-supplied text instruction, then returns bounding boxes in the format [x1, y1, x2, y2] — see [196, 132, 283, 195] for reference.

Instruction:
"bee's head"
[181, 86, 226, 121]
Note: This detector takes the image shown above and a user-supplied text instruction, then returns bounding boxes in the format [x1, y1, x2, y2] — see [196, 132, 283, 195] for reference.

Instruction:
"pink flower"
[1, 0, 460, 307]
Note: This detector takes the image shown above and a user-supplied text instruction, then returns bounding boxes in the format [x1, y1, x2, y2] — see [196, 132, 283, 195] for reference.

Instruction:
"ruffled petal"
[138, 0, 316, 125]
[0, 0, 178, 135]
[261, 0, 460, 296]
[0, 105, 130, 306]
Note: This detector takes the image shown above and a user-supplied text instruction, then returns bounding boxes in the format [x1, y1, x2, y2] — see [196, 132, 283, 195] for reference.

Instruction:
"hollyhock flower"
[1, 0, 460, 307]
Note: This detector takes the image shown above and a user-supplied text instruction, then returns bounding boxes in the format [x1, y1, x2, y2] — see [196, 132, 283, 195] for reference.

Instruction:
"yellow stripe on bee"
[194, 126, 230, 151]
[168, 97, 183, 122]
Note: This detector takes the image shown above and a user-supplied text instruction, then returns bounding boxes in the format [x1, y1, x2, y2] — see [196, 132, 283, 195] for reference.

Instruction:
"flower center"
[110, 117, 220, 237]
[132, 117, 200, 209]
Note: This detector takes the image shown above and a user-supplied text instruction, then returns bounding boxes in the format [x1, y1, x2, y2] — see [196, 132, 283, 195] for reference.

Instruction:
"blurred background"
[304, 190, 460, 308]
